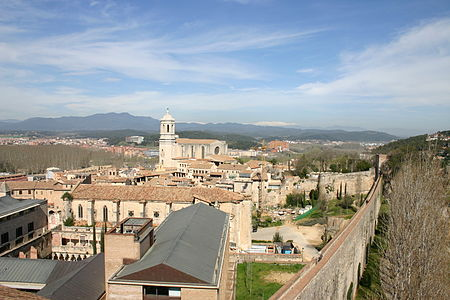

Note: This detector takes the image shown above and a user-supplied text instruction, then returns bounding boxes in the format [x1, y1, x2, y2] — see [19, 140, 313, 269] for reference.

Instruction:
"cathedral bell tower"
[159, 108, 177, 168]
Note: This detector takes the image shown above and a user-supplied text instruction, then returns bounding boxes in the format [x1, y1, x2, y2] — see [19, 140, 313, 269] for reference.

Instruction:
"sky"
[0, 0, 449, 136]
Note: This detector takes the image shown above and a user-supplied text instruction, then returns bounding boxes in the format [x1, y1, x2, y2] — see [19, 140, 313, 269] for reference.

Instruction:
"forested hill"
[373, 134, 429, 154]
[76, 130, 259, 150]
[0, 112, 397, 142]
[373, 131, 449, 171]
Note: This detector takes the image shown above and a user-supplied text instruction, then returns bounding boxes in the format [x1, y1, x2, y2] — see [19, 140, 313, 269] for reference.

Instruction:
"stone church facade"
[159, 110, 228, 168]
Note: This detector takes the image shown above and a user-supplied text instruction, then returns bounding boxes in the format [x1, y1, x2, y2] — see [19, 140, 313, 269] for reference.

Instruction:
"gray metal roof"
[115, 203, 228, 285]
[124, 218, 149, 226]
[0, 195, 45, 218]
[38, 253, 105, 300]
[0, 257, 58, 284]
[0, 255, 105, 300]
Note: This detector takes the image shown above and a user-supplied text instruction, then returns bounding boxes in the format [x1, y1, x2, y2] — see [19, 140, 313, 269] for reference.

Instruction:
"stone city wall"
[270, 177, 382, 300]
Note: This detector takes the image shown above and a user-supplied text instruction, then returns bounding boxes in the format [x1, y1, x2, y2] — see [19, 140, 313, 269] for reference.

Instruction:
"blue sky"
[0, 0, 449, 135]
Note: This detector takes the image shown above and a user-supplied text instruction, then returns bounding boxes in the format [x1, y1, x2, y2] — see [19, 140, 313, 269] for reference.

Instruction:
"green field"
[236, 262, 304, 300]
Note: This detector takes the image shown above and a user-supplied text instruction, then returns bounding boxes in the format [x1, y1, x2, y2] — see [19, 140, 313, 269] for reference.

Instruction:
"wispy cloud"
[296, 68, 315, 73]
[297, 18, 450, 106]
[252, 121, 298, 127]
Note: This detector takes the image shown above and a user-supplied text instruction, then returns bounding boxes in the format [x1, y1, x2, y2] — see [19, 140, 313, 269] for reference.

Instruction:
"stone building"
[159, 110, 227, 168]
[105, 203, 230, 300]
[63, 184, 252, 251]
[0, 183, 51, 258]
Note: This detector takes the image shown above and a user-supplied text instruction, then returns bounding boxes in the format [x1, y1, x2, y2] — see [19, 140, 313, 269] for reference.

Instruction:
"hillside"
[0, 112, 397, 142]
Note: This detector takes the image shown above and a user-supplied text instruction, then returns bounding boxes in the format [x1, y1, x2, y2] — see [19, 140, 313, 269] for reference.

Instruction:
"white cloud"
[296, 68, 315, 73]
[252, 121, 298, 127]
[0, 26, 317, 84]
[297, 18, 450, 106]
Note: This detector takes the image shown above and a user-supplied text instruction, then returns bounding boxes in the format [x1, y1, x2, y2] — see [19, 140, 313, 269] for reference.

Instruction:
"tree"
[380, 156, 449, 299]
[100, 223, 106, 253]
[63, 216, 74, 226]
[285, 193, 305, 208]
[273, 231, 283, 243]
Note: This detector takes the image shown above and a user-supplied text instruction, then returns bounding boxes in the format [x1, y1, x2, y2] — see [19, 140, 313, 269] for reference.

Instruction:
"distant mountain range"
[0, 112, 397, 142]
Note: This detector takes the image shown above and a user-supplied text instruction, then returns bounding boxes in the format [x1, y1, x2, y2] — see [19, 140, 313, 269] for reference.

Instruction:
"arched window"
[78, 204, 83, 219]
[103, 206, 108, 222]
[214, 146, 220, 155]
[167, 124, 170, 133]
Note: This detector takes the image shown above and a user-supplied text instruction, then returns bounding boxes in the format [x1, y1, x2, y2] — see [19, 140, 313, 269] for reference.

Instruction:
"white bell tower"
[159, 108, 177, 168]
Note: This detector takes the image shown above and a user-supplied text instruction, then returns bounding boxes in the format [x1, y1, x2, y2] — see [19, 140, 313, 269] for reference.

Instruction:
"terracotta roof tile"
[72, 184, 244, 203]
[0, 285, 48, 300]
[176, 138, 219, 144]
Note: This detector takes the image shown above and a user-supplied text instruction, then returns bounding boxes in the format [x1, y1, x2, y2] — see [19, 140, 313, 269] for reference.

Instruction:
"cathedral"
[159, 109, 228, 168]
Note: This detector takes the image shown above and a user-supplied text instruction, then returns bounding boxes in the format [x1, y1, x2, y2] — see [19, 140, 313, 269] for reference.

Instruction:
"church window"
[154, 211, 160, 218]
[78, 204, 83, 219]
[214, 146, 220, 155]
[103, 206, 108, 222]
[128, 210, 134, 217]
[167, 124, 170, 133]
[191, 146, 194, 158]
[201, 146, 205, 159]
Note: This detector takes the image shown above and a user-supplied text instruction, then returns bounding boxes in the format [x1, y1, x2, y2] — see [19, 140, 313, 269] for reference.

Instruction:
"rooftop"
[0, 195, 46, 218]
[112, 203, 228, 286]
[72, 184, 245, 203]
[176, 138, 220, 145]
[0, 254, 105, 300]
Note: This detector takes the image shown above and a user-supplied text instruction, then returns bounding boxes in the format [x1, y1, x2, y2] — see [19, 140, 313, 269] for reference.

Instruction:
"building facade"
[159, 110, 228, 168]
[0, 183, 51, 258]
[105, 204, 230, 300]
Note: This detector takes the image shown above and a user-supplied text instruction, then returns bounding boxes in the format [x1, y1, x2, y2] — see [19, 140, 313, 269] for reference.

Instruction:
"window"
[78, 204, 83, 219]
[153, 211, 160, 218]
[128, 210, 134, 217]
[19, 190, 22, 195]
[103, 206, 108, 222]
[1, 232, 9, 245]
[16, 226, 23, 238]
[214, 146, 220, 155]
[28, 190, 31, 194]
[143, 286, 180, 297]
[27, 222, 34, 233]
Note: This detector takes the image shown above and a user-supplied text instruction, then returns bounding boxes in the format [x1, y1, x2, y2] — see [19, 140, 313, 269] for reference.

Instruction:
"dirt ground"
[295, 224, 324, 245]
[263, 271, 297, 285]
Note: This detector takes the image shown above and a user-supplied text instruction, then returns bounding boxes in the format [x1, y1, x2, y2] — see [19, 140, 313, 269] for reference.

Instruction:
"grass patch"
[251, 239, 272, 244]
[296, 199, 357, 226]
[236, 262, 304, 300]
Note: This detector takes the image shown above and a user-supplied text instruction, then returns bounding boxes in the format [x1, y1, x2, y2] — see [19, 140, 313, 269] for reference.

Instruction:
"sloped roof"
[37, 254, 105, 300]
[176, 138, 219, 144]
[206, 155, 236, 163]
[0, 285, 47, 300]
[113, 203, 228, 286]
[0, 257, 58, 284]
[0, 255, 104, 300]
[72, 184, 244, 203]
[217, 164, 249, 171]
[0, 195, 45, 218]
[5, 180, 70, 191]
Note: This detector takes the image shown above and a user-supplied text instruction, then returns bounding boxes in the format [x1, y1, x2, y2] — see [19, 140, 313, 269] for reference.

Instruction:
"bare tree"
[380, 155, 449, 299]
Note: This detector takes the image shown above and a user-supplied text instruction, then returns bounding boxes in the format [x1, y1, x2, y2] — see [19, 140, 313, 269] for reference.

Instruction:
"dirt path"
[263, 271, 297, 285]
[251, 224, 322, 261]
